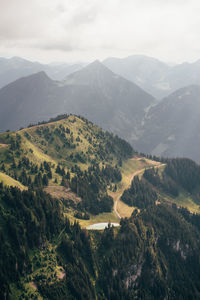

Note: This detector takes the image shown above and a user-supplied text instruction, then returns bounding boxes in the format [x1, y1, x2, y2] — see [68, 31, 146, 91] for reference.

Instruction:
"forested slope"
[1, 117, 200, 299]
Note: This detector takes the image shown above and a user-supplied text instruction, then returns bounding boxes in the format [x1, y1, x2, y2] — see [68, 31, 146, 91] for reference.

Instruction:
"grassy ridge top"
[18, 115, 133, 167]
[0, 115, 133, 186]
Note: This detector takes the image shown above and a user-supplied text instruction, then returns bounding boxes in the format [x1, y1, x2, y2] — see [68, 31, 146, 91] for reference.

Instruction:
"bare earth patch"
[30, 281, 37, 290]
[57, 266, 66, 280]
[131, 156, 161, 166]
[44, 186, 82, 204]
[0, 143, 9, 148]
[117, 200, 135, 218]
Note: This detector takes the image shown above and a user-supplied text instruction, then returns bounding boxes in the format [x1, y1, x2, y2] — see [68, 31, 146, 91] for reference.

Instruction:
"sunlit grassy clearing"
[162, 192, 200, 214]
[65, 210, 119, 228]
[0, 172, 26, 190]
[117, 199, 135, 218]
[21, 137, 57, 165]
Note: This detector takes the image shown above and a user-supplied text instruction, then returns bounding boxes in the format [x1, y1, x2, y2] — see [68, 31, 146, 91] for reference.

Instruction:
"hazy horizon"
[0, 53, 199, 67]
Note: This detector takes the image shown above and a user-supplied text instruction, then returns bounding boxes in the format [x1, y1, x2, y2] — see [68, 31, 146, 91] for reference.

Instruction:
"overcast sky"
[1, 0, 200, 64]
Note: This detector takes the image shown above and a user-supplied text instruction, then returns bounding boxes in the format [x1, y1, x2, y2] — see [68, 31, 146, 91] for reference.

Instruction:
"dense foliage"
[143, 158, 200, 204]
[95, 205, 200, 299]
[164, 158, 200, 193]
[143, 167, 179, 196]
[2, 160, 200, 299]
[0, 184, 64, 299]
[120, 175, 158, 208]
[70, 164, 117, 214]
[34, 221, 96, 300]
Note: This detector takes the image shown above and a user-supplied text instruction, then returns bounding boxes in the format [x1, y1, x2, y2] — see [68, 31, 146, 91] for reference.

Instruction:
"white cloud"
[0, 0, 200, 63]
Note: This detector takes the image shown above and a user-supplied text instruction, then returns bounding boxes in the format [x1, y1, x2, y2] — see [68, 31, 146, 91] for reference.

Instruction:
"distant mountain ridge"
[103, 55, 200, 99]
[2, 57, 200, 162]
[103, 55, 170, 98]
[0, 56, 84, 88]
[0, 60, 155, 139]
[2, 55, 200, 99]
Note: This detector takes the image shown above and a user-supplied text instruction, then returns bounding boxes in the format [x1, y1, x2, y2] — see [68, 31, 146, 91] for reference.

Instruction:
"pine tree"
[47, 170, 52, 179]
[42, 174, 49, 186]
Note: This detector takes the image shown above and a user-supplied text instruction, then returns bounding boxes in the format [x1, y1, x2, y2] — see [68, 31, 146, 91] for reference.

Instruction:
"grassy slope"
[18, 115, 118, 169]
[0, 171, 26, 190]
[0, 115, 123, 187]
[117, 157, 200, 215]
[147, 163, 200, 214]
[108, 156, 200, 219]
[19, 118, 86, 166]
[160, 192, 200, 214]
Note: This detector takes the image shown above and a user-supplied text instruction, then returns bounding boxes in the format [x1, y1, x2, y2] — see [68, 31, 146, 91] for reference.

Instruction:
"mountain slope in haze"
[164, 59, 200, 94]
[0, 61, 155, 143]
[103, 55, 170, 98]
[0, 71, 57, 131]
[3, 55, 200, 100]
[135, 85, 200, 162]
[0, 56, 84, 88]
[103, 55, 200, 99]
[63, 60, 155, 138]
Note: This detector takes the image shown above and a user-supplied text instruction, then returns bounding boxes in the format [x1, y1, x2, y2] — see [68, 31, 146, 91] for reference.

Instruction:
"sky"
[1, 0, 200, 64]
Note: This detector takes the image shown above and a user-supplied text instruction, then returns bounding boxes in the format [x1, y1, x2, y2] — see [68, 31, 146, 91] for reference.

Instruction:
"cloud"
[0, 0, 200, 63]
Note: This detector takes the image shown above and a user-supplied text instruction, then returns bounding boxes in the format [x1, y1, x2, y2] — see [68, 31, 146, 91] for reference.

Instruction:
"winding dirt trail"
[111, 161, 166, 219]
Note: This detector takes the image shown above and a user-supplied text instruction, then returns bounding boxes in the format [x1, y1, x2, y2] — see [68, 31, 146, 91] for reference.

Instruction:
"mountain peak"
[89, 59, 101, 65]
[64, 59, 115, 87]
[1, 71, 53, 91]
[83, 59, 112, 73]
[11, 56, 28, 62]
[24, 71, 52, 82]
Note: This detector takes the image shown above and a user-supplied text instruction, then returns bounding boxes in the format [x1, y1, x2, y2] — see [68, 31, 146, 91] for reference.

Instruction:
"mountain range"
[0, 60, 154, 140]
[103, 55, 170, 99]
[2, 55, 200, 100]
[1, 56, 200, 162]
[103, 55, 200, 99]
[0, 56, 84, 88]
